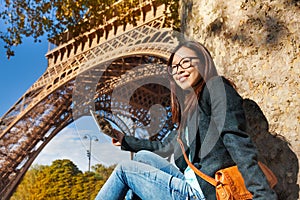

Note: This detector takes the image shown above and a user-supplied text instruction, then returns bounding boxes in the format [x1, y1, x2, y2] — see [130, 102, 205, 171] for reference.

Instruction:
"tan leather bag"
[177, 136, 278, 200]
[215, 165, 253, 200]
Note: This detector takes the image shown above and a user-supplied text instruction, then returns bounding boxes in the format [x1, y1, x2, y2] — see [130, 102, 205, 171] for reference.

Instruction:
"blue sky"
[0, 36, 131, 171]
[0, 37, 48, 117]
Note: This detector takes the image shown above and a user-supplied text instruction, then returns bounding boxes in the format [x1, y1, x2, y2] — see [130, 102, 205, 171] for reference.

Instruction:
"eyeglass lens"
[168, 57, 197, 75]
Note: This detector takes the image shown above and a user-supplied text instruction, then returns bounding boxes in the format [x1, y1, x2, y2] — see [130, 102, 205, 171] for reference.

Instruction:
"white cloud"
[33, 117, 131, 172]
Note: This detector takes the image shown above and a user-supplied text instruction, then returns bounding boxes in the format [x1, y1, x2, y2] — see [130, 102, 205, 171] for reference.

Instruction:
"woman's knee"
[115, 160, 135, 172]
[133, 150, 153, 161]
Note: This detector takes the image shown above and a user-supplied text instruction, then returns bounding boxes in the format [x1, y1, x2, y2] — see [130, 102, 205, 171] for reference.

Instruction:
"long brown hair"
[168, 41, 218, 130]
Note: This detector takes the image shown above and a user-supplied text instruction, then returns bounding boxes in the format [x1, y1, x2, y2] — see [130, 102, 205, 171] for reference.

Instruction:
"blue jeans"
[95, 150, 206, 200]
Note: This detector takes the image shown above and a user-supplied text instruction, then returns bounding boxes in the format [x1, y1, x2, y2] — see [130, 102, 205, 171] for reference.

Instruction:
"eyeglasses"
[168, 57, 199, 75]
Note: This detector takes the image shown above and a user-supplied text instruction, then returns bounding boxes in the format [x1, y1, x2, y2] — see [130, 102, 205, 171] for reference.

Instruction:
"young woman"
[95, 41, 277, 200]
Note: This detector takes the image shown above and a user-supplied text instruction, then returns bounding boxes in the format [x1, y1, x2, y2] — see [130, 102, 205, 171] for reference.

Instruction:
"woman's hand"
[112, 138, 121, 146]
[112, 129, 124, 146]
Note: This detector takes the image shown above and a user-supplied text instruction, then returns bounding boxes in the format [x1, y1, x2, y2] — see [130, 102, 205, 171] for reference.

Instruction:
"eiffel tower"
[0, 1, 180, 199]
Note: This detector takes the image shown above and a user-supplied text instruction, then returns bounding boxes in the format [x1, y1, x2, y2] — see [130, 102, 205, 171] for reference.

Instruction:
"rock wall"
[179, 0, 299, 199]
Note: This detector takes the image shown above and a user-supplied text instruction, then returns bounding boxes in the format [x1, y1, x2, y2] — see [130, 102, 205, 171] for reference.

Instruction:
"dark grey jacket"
[121, 76, 277, 199]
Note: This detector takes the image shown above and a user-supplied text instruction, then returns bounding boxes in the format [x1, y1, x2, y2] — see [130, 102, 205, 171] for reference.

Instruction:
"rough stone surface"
[180, 0, 299, 199]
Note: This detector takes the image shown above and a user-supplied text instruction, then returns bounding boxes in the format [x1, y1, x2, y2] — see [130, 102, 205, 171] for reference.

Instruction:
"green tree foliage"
[0, 0, 179, 59]
[11, 159, 115, 200]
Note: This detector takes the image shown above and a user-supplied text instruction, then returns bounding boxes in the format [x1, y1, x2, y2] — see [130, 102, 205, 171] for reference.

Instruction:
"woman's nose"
[176, 65, 185, 74]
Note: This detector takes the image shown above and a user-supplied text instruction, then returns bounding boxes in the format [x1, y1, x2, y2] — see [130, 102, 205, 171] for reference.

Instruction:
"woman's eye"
[181, 59, 190, 64]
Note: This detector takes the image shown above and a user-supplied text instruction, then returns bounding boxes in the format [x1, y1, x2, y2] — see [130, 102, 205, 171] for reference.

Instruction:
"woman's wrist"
[113, 129, 124, 143]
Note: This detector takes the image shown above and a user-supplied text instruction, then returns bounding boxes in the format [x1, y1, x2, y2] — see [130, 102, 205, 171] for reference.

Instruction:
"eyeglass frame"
[167, 57, 199, 75]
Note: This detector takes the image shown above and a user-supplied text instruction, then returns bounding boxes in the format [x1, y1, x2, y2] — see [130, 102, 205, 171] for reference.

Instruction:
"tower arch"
[0, 7, 180, 198]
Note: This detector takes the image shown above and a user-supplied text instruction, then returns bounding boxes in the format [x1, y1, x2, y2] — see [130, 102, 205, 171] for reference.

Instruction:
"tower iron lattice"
[0, 1, 180, 199]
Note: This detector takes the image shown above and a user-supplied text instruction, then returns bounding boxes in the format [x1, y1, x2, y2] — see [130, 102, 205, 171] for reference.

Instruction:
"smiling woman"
[94, 40, 278, 200]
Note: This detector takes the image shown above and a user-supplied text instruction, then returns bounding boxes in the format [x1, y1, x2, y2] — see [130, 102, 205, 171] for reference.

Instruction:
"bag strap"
[177, 134, 219, 187]
[177, 132, 278, 189]
[257, 162, 278, 188]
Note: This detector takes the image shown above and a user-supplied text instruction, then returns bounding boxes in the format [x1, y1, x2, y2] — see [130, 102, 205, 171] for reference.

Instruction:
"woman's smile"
[177, 73, 190, 83]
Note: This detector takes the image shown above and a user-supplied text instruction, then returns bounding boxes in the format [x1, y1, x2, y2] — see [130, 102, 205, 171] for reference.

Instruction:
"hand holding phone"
[90, 110, 124, 140]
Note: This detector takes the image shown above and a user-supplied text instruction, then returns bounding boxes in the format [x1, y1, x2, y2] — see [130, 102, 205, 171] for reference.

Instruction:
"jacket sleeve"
[206, 76, 277, 199]
[121, 130, 177, 158]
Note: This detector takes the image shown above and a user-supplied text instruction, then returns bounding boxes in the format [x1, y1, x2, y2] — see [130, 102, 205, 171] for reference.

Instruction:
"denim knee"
[115, 159, 135, 173]
[133, 150, 152, 161]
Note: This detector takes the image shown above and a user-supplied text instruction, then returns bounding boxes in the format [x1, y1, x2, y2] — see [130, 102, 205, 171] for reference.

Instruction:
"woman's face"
[171, 46, 202, 90]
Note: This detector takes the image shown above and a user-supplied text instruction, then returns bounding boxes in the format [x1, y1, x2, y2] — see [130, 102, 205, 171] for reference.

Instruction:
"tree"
[11, 159, 115, 200]
[92, 163, 115, 180]
[9, 164, 46, 200]
[0, 0, 179, 59]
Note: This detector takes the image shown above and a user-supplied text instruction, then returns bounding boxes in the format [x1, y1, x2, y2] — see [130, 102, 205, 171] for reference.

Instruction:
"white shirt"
[183, 127, 204, 195]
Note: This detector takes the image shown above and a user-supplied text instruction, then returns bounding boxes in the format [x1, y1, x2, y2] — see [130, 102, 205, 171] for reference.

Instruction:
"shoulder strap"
[177, 135, 219, 187]
[177, 133, 278, 189]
